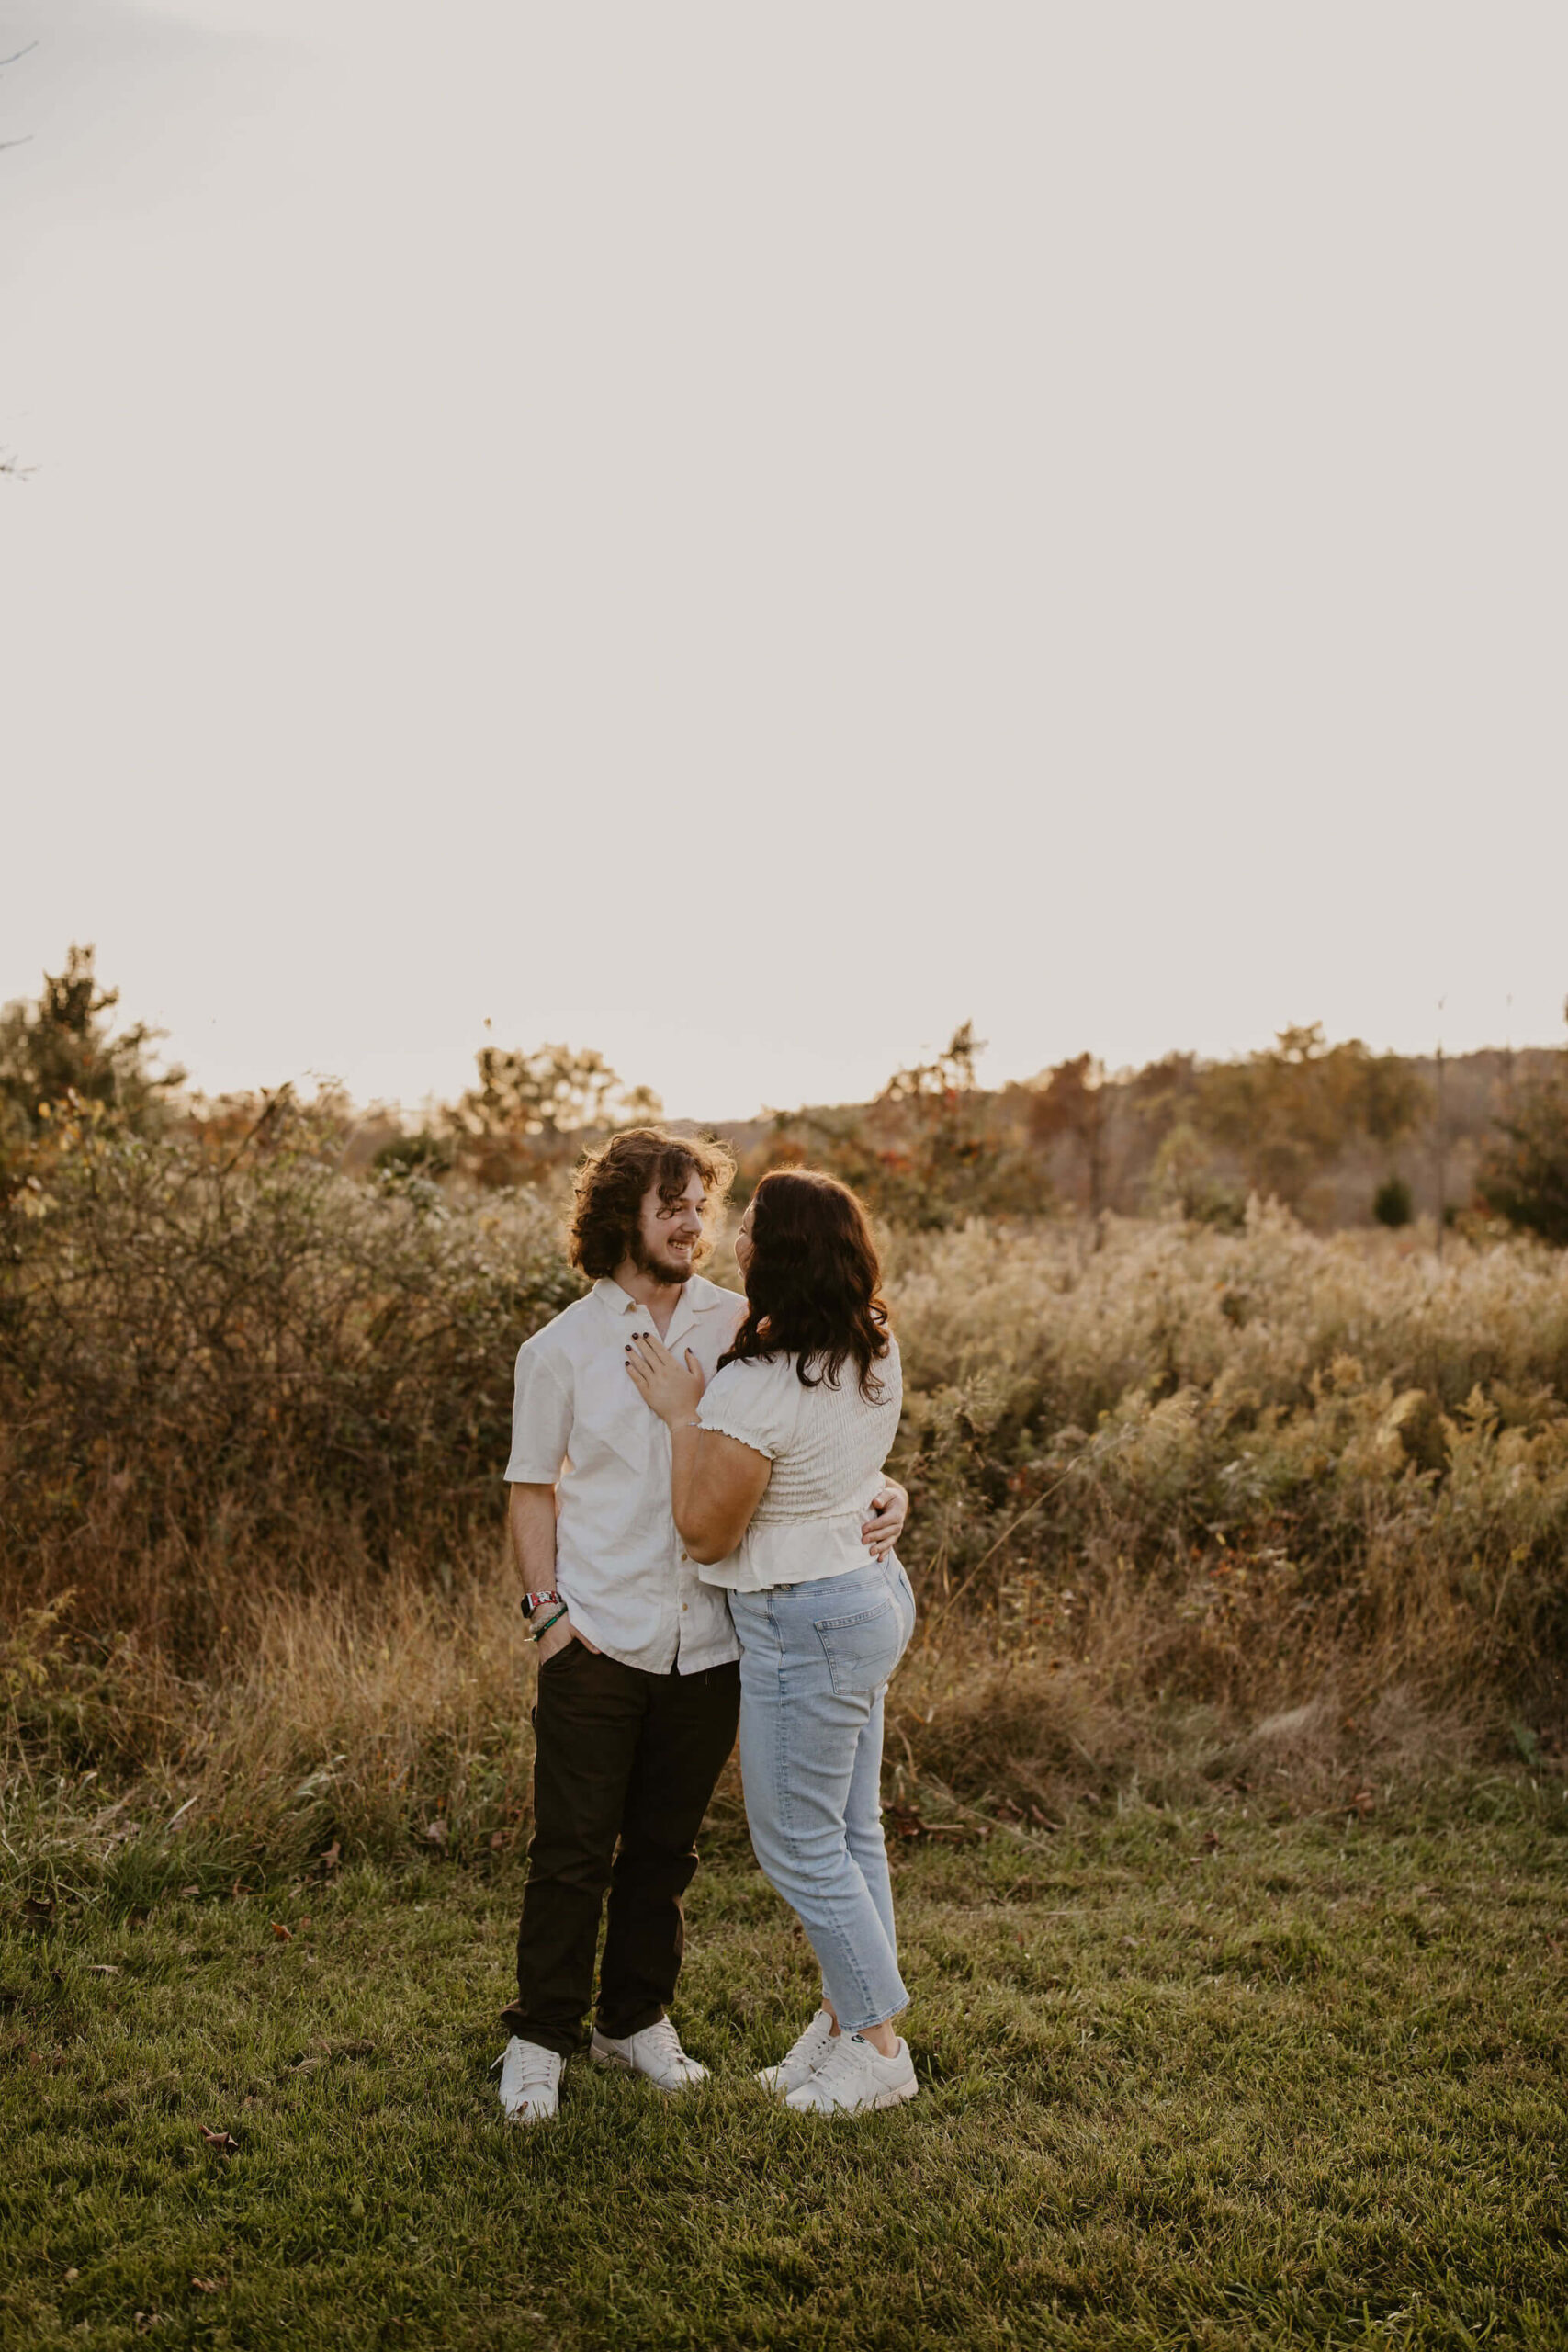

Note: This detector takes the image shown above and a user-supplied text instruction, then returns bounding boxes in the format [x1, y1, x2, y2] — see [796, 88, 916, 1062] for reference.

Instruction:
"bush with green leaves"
[1480, 1065, 1568, 1247]
[1371, 1173, 1413, 1227]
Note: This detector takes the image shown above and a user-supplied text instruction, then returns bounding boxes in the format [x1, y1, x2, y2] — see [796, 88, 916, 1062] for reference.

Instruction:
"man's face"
[631, 1169, 707, 1285]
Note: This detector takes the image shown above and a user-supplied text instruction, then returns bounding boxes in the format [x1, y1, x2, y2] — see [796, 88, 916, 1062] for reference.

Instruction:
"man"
[496, 1127, 907, 2124]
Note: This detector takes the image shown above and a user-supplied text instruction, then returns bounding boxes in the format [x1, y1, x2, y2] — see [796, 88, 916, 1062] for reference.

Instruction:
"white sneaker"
[497, 2037, 563, 2124]
[784, 2032, 918, 2116]
[590, 2016, 707, 2092]
[757, 2007, 837, 2098]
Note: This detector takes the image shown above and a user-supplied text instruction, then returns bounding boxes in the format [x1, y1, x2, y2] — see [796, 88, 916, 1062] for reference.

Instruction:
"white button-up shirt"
[503, 1274, 745, 1675]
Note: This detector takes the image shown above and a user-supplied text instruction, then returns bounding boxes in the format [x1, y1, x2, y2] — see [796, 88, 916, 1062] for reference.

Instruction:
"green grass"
[3, 1797, 1566, 2350]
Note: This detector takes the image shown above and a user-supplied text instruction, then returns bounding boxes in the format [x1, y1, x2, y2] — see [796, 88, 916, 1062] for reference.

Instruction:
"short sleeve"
[504, 1344, 573, 1483]
[696, 1358, 795, 1461]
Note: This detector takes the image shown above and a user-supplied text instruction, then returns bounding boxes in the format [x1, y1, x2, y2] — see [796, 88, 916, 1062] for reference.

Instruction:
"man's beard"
[630, 1229, 696, 1286]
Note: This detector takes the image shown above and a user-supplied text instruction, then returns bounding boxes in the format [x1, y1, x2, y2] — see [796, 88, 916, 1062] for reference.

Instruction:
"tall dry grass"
[5, 1176, 1567, 1887]
[886, 1204, 1568, 1710]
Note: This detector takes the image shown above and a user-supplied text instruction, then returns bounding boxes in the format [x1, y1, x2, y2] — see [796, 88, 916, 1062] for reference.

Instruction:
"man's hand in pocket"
[535, 1611, 599, 1666]
[535, 1612, 576, 1666]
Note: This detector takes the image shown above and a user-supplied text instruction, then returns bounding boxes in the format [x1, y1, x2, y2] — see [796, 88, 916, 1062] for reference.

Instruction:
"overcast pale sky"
[4, 2, 1564, 1119]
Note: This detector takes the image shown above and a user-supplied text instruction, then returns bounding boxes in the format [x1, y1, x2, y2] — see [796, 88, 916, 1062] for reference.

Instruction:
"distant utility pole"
[1088, 1062, 1107, 1227]
[1434, 1000, 1446, 1264]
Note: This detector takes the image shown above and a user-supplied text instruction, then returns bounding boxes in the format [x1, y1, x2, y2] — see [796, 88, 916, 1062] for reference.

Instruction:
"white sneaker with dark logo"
[784, 2031, 918, 2116]
[590, 2016, 707, 2091]
[757, 2007, 837, 2098]
[497, 2037, 563, 2124]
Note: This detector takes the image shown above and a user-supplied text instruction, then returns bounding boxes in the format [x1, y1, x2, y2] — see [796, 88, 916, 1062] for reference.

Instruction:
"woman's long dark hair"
[719, 1169, 892, 1399]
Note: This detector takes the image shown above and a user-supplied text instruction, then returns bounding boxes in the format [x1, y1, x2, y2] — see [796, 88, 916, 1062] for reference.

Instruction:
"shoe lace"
[506, 2041, 558, 2090]
[786, 2011, 834, 2064]
[807, 2032, 872, 2092]
[639, 2017, 689, 2066]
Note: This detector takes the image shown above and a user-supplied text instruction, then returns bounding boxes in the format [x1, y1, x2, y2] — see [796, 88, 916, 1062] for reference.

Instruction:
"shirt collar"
[593, 1273, 719, 1319]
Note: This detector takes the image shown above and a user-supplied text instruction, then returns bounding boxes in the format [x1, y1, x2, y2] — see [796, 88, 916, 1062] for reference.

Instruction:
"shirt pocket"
[812, 1597, 903, 1697]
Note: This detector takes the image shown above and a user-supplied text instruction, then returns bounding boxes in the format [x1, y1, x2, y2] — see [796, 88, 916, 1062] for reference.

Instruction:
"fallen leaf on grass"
[86, 1963, 121, 1975]
[1350, 1789, 1376, 1816]
[62, 2268, 79, 2283]
[133, 2312, 161, 2333]
[489, 1829, 515, 1852]
[1201, 1831, 1223, 1852]
[424, 1819, 449, 1850]
[190, 2277, 225, 2294]
[180, 1884, 201, 1898]
[197, 2125, 240, 2156]
[288, 2055, 324, 2074]
[320, 1839, 342, 1872]
[270, 1922, 292, 1942]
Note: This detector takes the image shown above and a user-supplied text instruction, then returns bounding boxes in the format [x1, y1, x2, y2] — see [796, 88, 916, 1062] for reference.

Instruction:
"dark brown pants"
[502, 1641, 740, 2058]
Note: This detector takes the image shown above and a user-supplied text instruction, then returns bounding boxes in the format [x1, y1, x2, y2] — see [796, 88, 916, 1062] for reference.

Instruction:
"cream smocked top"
[694, 1338, 902, 1592]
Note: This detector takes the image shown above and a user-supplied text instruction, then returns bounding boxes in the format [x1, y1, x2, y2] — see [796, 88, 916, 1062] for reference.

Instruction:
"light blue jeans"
[729, 1556, 917, 2034]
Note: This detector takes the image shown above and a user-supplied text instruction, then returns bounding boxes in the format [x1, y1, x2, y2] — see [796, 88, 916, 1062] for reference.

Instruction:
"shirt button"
[681, 1601, 688, 1611]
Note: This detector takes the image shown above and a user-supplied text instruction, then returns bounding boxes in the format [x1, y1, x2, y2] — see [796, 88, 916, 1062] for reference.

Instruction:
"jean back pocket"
[813, 1597, 903, 1696]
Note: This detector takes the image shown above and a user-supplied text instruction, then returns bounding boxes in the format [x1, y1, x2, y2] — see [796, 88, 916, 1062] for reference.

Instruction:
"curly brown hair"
[719, 1168, 892, 1399]
[568, 1127, 737, 1281]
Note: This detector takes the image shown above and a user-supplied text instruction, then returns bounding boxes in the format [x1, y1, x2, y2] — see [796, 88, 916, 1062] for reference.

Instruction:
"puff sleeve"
[695, 1357, 796, 1461]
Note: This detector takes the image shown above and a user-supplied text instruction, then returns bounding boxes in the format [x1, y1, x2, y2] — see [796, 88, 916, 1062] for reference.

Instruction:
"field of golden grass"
[6, 1187, 1565, 1886]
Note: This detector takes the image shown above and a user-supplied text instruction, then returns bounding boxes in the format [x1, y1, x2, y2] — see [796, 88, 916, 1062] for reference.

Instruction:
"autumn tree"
[774, 1023, 1046, 1227]
[1193, 1023, 1425, 1210]
[1027, 1053, 1111, 1216]
[446, 1043, 662, 1189]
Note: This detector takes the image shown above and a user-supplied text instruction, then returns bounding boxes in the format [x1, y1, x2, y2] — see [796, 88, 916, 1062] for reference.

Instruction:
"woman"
[626, 1168, 918, 2116]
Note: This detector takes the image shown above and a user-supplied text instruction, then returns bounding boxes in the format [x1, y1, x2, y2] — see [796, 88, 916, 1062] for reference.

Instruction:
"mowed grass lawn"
[3, 1801, 1565, 2351]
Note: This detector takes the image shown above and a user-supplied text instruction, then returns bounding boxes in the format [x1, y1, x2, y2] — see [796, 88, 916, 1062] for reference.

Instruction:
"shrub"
[1480, 1069, 1568, 1248]
[0, 944, 182, 1189]
[0, 1096, 581, 1656]
[1372, 1175, 1413, 1227]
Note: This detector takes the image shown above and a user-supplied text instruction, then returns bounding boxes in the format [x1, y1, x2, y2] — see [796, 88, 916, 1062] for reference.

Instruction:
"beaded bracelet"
[530, 1604, 570, 1644]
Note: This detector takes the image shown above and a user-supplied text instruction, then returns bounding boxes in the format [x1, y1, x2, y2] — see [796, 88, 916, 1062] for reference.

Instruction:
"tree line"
[3, 946, 1566, 1244]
